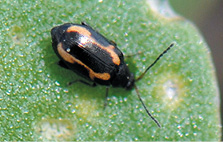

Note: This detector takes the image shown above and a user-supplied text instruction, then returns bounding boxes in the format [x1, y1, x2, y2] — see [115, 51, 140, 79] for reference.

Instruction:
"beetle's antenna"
[136, 43, 174, 81]
[134, 84, 161, 127]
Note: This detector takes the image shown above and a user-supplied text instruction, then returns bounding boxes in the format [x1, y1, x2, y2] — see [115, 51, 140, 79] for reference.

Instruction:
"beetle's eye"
[66, 48, 71, 52]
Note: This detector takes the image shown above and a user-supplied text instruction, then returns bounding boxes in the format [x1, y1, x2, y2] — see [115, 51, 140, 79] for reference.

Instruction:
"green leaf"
[0, 0, 221, 141]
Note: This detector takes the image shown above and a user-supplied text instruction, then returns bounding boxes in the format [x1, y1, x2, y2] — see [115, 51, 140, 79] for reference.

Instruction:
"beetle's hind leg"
[58, 60, 69, 69]
[67, 79, 109, 109]
[104, 87, 109, 109]
[68, 79, 97, 87]
[125, 51, 143, 58]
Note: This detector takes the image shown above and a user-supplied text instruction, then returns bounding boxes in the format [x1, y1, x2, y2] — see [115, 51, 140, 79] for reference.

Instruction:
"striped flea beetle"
[51, 22, 174, 127]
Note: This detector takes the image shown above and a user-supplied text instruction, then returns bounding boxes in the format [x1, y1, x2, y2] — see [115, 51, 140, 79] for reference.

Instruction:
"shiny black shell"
[51, 22, 134, 89]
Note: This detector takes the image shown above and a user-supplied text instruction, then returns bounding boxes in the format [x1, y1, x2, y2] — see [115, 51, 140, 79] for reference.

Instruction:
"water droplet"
[23, 109, 29, 114]
[193, 132, 197, 136]
[55, 81, 60, 86]
[63, 89, 69, 93]
[198, 115, 204, 120]
[85, 123, 89, 127]
[71, 109, 76, 113]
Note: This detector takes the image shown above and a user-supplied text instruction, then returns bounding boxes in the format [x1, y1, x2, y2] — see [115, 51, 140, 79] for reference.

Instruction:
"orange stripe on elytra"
[57, 42, 111, 81]
[67, 26, 92, 37]
[67, 25, 120, 65]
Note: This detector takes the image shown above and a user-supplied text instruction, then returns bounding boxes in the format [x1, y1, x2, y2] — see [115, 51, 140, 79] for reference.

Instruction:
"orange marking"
[67, 26, 91, 37]
[57, 42, 111, 81]
[57, 43, 76, 64]
[67, 25, 120, 65]
[104, 45, 120, 65]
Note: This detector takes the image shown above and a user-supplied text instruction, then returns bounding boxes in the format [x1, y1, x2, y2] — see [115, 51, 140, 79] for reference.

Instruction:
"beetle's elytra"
[51, 22, 134, 89]
[51, 22, 174, 128]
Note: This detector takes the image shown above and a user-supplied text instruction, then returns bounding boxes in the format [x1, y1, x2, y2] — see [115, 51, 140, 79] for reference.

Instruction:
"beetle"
[51, 22, 174, 127]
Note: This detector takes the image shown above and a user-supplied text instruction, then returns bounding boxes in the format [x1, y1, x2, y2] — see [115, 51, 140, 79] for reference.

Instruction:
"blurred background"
[169, 0, 222, 138]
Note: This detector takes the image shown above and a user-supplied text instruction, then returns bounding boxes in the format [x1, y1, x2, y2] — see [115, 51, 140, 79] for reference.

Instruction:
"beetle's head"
[111, 63, 135, 90]
[125, 73, 135, 90]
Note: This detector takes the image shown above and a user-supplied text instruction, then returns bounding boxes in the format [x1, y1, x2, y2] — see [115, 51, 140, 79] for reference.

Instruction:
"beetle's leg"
[68, 79, 97, 87]
[104, 87, 109, 109]
[125, 51, 143, 58]
[81, 21, 91, 27]
[126, 43, 173, 58]
[110, 40, 117, 46]
[58, 60, 69, 69]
